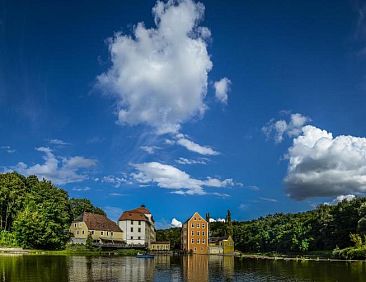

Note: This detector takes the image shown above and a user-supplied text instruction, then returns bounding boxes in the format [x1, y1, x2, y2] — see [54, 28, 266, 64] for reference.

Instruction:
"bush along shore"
[2, 171, 366, 259]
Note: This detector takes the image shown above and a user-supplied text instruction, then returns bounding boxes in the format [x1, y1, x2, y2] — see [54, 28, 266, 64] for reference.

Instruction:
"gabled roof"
[74, 212, 122, 232]
[118, 211, 149, 222]
[129, 206, 151, 214]
[118, 205, 154, 222]
[183, 212, 207, 225]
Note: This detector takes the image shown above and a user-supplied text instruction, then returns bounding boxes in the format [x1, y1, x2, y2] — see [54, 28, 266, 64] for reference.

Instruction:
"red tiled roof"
[74, 212, 122, 232]
[118, 205, 154, 222]
[129, 206, 151, 214]
[118, 211, 148, 222]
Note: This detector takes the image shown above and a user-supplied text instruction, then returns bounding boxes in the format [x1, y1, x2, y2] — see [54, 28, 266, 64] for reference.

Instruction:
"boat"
[136, 252, 155, 259]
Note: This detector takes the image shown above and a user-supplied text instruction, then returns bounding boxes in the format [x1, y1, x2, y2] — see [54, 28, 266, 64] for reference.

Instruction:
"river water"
[0, 254, 365, 281]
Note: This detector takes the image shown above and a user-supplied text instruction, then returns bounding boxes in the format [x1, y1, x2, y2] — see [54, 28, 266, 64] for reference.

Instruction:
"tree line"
[0, 172, 105, 249]
[157, 197, 366, 258]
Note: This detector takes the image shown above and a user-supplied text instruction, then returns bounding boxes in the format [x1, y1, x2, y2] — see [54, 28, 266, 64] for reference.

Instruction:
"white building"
[118, 205, 156, 246]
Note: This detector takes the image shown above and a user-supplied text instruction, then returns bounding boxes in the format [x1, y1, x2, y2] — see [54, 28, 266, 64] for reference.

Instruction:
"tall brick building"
[181, 212, 209, 254]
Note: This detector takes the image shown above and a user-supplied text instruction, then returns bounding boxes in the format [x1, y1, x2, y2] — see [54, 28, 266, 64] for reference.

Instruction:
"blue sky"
[1, 0, 366, 228]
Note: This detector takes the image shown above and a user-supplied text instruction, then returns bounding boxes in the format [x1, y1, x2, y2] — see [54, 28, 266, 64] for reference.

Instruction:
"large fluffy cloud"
[14, 147, 96, 185]
[130, 161, 234, 195]
[263, 113, 310, 143]
[285, 125, 366, 200]
[97, 0, 213, 134]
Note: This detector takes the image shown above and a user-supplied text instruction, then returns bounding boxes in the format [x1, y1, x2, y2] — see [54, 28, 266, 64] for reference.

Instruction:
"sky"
[1, 0, 366, 228]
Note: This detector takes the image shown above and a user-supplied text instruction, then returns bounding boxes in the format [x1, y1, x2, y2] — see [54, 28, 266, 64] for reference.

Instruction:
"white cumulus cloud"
[97, 0, 213, 134]
[214, 77, 231, 104]
[285, 125, 366, 200]
[263, 113, 310, 143]
[130, 161, 234, 195]
[14, 147, 96, 185]
[171, 218, 182, 227]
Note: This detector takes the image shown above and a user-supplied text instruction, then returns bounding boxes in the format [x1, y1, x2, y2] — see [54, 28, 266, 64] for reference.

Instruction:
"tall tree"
[13, 180, 71, 249]
[0, 172, 28, 231]
[69, 198, 105, 220]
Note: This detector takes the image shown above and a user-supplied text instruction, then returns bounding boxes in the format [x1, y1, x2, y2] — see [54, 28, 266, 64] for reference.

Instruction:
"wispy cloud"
[0, 146, 16, 153]
[12, 147, 96, 185]
[130, 161, 235, 195]
[259, 197, 278, 203]
[175, 157, 207, 165]
[262, 113, 310, 143]
[47, 139, 70, 146]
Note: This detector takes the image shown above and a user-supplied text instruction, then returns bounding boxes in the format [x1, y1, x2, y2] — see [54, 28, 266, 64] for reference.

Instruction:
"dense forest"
[157, 198, 366, 259]
[0, 172, 104, 249]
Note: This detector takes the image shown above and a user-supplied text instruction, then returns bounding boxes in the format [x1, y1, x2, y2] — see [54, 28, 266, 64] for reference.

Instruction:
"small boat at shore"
[136, 253, 155, 259]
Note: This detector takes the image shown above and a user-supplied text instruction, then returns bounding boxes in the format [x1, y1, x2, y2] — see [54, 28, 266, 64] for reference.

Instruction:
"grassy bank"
[0, 245, 141, 256]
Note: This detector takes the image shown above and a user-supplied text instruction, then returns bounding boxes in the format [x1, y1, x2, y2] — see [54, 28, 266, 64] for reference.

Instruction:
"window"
[138, 236, 141, 240]
[74, 223, 76, 227]
[77, 231, 79, 235]
[191, 223, 194, 228]
[197, 231, 200, 236]
[202, 231, 205, 236]
[191, 238, 194, 243]
[196, 223, 199, 227]
[138, 228, 141, 232]
[131, 227, 133, 232]
[198, 218, 201, 221]
[194, 247, 197, 251]
[101, 231, 104, 235]
[203, 239, 205, 244]
[191, 231, 194, 236]
[91, 230, 94, 235]
[202, 224, 205, 228]
[131, 220, 134, 224]
[82, 230, 84, 234]
[138, 221, 141, 225]
[131, 236, 133, 240]
[111, 232, 113, 236]
[107, 231, 109, 236]
[194, 217, 196, 220]
[197, 239, 200, 243]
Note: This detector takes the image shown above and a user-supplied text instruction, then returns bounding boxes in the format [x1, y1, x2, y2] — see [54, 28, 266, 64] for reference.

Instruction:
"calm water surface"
[0, 254, 366, 282]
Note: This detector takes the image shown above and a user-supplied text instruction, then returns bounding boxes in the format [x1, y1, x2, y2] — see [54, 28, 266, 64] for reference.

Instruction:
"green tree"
[69, 198, 105, 220]
[13, 180, 71, 249]
[0, 172, 29, 231]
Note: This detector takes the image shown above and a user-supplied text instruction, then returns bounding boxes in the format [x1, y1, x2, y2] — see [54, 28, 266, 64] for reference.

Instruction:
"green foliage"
[13, 180, 71, 249]
[69, 198, 105, 220]
[350, 233, 363, 248]
[0, 172, 29, 231]
[156, 228, 181, 250]
[86, 234, 93, 250]
[0, 231, 18, 247]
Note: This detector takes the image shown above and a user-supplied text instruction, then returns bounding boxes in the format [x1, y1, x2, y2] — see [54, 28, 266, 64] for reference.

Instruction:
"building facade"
[148, 241, 170, 252]
[118, 205, 156, 246]
[208, 235, 235, 255]
[181, 212, 209, 254]
[69, 212, 123, 244]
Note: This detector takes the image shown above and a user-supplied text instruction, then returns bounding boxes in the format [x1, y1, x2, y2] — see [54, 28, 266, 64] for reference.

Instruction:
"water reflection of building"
[183, 255, 209, 282]
[208, 255, 235, 280]
[68, 256, 155, 281]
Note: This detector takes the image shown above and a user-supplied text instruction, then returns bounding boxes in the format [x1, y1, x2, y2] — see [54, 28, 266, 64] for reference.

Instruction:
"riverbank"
[0, 245, 140, 256]
[235, 251, 366, 262]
